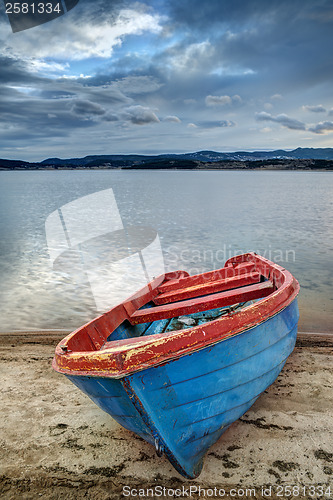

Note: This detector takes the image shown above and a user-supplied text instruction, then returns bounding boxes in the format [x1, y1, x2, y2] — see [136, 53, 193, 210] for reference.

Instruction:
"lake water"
[0, 169, 332, 332]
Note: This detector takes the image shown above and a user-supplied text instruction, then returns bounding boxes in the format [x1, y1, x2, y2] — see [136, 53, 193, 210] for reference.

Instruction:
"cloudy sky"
[1, 0, 333, 161]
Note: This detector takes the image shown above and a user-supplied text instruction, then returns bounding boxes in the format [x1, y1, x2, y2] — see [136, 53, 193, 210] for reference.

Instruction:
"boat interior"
[62, 258, 279, 354]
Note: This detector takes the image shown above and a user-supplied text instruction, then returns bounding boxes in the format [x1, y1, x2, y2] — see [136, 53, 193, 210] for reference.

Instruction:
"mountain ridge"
[1, 148, 333, 169]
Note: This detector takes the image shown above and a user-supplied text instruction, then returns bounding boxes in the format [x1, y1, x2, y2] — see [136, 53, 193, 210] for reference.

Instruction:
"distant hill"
[179, 148, 333, 161]
[1, 148, 333, 170]
[0, 158, 33, 168]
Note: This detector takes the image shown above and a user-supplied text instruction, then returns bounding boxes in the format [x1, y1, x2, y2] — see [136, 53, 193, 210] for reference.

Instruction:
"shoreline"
[0, 330, 332, 341]
[0, 330, 332, 499]
[1, 152, 333, 172]
[1, 167, 333, 172]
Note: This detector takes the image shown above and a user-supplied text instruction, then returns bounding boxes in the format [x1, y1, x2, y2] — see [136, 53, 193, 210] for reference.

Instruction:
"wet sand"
[0, 331, 332, 499]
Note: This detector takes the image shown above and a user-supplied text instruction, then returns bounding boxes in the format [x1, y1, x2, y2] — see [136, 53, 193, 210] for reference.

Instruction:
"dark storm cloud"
[166, 0, 333, 32]
[0, 103, 94, 147]
[86, 0, 328, 115]
[165, 0, 333, 89]
[0, 54, 47, 85]
[72, 0, 124, 20]
[0, 93, 96, 130]
[0, 80, 105, 151]
[0, 88, 129, 152]
[1, 0, 333, 158]
[0, 50, 161, 154]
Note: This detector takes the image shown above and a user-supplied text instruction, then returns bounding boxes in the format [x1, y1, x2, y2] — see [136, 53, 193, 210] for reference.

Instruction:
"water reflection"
[0, 170, 332, 332]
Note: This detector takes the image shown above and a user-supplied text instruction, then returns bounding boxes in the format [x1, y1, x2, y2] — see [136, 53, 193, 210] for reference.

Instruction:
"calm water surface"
[0, 170, 332, 332]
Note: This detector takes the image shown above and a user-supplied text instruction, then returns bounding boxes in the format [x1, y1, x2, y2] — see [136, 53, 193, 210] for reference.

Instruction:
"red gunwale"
[52, 253, 300, 379]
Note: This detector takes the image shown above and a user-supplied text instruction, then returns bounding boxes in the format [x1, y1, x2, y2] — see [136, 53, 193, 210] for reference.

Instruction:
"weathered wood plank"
[157, 262, 256, 294]
[130, 281, 274, 324]
[154, 272, 261, 305]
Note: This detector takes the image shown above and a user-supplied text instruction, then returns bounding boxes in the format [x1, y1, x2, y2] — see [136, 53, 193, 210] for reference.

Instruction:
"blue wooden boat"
[53, 253, 299, 478]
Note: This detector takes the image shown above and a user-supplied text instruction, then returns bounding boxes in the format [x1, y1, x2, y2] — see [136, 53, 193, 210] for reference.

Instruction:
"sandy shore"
[0, 331, 332, 499]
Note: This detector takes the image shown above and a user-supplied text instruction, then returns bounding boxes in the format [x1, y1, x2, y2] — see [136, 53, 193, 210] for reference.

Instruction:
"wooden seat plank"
[154, 272, 261, 305]
[130, 281, 274, 325]
[157, 262, 256, 294]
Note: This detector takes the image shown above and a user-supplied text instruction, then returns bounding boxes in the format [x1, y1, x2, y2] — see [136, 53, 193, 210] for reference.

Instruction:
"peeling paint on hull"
[53, 253, 300, 478]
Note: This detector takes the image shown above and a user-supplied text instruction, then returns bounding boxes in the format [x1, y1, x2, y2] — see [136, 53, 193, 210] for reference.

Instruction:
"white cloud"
[231, 94, 243, 104]
[2, 8, 164, 61]
[123, 105, 160, 125]
[205, 95, 232, 106]
[308, 121, 333, 134]
[219, 120, 236, 127]
[4, 54, 70, 79]
[164, 115, 181, 123]
[8, 85, 37, 95]
[210, 66, 255, 77]
[28, 60, 69, 75]
[61, 73, 92, 80]
[205, 94, 242, 107]
[114, 76, 163, 95]
[170, 41, 213, 72]
[302, 104, 326, 113]
[255, 112, 306, 130]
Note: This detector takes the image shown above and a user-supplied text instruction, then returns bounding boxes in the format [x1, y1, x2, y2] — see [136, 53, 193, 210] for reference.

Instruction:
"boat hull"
[66, 298, 299, 478]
